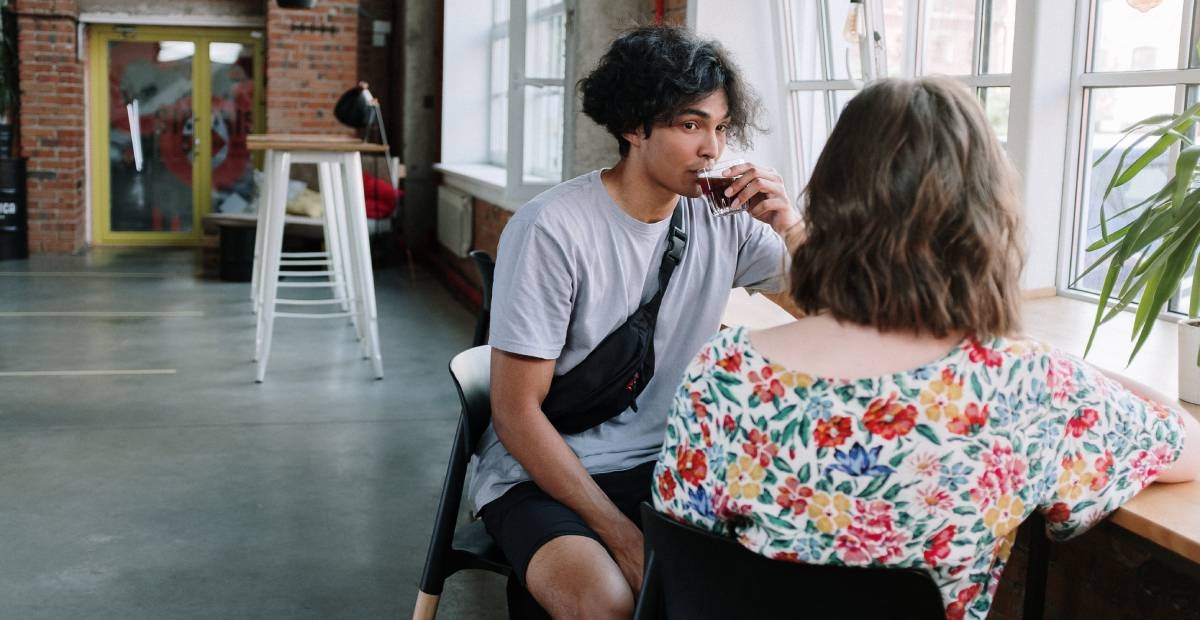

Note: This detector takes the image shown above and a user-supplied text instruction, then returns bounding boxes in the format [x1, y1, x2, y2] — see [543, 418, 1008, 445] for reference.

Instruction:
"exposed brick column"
[265, 0, 359, 135]
[15, 0, 84, 253]
[653, 0, 688, 25]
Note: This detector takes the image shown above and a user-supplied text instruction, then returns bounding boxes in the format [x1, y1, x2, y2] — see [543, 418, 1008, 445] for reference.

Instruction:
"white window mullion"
[1180, 0, 1197, 70]
[955, 73, 1011, 88]
[817, 0, 834, 81]
[972, 0, 985, 75]
[1079, 69, 1200, 88]
[786, 79, 863, 90]
[507, 0, 527, 190]
[1055, 0, 1097, 293]
[913, 0, 928, 75]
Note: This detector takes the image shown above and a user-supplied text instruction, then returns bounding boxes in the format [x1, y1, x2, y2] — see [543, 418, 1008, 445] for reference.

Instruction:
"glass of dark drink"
[698, 159, 750, 216]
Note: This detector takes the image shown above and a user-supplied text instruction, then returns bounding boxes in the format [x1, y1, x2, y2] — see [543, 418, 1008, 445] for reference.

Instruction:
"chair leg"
[412, 590, 439, 620]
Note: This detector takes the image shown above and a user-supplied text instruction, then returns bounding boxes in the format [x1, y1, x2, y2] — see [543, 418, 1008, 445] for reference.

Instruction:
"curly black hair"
[579, 24, 762, 156]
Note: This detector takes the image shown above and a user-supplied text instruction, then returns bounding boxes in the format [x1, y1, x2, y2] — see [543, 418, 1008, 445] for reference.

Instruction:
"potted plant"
[1079, 96, 1200, 402]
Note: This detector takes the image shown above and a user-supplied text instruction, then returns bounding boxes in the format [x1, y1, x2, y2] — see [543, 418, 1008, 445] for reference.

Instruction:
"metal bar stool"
[247, 134, 387, 382]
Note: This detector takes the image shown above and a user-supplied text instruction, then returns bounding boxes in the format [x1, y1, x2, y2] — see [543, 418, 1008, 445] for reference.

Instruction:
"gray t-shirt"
[470, 170, 788, 511]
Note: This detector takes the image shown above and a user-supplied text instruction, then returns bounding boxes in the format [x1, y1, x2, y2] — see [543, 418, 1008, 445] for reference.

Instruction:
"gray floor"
[0, 248, 507, 619]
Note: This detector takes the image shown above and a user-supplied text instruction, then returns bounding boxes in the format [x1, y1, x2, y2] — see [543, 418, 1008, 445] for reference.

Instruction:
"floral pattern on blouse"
[652, 327, 1185, 620]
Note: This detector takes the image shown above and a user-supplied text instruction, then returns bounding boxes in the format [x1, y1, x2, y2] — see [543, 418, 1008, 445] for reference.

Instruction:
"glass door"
[88, 26, 264, 245]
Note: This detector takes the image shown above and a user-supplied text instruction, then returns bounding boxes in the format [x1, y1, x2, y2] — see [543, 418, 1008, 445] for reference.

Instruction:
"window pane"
[1073, 86, 1176, 294]
[490, 36, 508, 96]
[980, 86, 1010, 144]
[833, 89, 857, 123]
[791, 90, 832, 182]
[1092, 0, 1184, 72]
[981, 0, 1016, 74]
[525, 1, 565, 79]
[523, 84, 563, 182]
[826, 0, 864, 80]
[489, 35, 508, 165]
[922, 0, 975, 76]
[781, 0, 824, 81]
[881, 0, 907, 77]
[490, 94, 507, 164]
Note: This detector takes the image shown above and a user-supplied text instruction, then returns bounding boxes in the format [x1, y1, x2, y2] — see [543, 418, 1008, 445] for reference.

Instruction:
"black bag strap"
[645, 205, 688, 313]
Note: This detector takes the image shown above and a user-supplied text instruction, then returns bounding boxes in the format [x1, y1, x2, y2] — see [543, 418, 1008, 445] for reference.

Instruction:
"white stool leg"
[341, 152, 383, 378]
[251, 150, 275, 310]
[327, 161, 363, 341]
[255, 151, 292, 382]
[317, 162, 352, 315]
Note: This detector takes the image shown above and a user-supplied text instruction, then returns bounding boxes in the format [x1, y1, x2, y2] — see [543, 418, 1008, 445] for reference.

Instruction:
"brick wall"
[356, 0, 398, 151]
[15, 0, 85, 253]
[265, 0, 358, 135]
[656, 0, 687, 25]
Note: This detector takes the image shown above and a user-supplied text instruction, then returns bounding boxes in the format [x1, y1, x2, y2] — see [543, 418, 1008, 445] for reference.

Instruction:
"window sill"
[435, 163, 522, 211]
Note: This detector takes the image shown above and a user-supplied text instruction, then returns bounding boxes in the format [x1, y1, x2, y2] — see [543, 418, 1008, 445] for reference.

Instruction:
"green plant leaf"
[1190, 256, 1200, 318]
[1172, 145, 1200, 214]
[1086, 101, 1200, 362]
[1114, 125, 1195, 188]
[1129, 224, 1200, 362]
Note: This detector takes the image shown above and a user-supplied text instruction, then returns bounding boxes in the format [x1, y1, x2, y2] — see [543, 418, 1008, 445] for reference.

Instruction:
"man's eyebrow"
[676, 108, 732, 120]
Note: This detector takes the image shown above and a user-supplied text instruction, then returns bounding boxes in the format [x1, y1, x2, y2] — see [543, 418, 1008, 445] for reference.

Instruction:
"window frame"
[439, 0, 570, 210]
[1057, 0, 1200, 314]
[775, 0, 1015, 190]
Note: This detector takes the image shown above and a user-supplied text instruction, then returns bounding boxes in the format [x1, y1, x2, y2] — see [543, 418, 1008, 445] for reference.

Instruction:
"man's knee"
[526, 535, 634, 619]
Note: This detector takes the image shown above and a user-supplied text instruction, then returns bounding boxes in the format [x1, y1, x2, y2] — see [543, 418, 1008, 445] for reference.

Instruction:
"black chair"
[468, 250, 495, 347]
[633, 503, 946, 620]
[414, 345, 511, 619]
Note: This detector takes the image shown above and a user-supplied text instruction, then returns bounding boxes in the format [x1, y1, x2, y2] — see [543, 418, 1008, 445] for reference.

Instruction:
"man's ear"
[622, 126, 647, 150]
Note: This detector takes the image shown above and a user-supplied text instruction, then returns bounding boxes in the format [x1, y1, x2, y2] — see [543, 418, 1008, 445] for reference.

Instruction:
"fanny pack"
[541, 207, 688, 435]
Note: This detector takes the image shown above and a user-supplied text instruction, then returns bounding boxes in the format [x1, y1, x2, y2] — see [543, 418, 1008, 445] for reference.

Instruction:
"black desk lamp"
[335, 82, 398, 186]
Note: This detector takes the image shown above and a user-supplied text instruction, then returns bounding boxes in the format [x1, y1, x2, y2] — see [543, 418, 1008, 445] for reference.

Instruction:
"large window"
[488, 0, 566, 181]
[1065, 0, 1200, 312]
[441, 0, 567, 208]
[777, 0, 1015, 185]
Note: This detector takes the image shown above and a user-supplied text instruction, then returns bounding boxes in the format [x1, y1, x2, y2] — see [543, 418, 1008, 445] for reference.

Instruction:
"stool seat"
[248, 134, 385, 382]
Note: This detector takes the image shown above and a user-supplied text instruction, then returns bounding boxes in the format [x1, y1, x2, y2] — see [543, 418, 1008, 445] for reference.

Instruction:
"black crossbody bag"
[541, 207, 688, 435]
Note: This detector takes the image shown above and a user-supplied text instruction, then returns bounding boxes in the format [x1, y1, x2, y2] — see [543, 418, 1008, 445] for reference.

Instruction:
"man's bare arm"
[489, 348, 645, 591]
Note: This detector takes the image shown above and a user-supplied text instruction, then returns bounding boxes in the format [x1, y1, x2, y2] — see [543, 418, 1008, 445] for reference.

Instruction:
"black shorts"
[480, 461, 656, 584]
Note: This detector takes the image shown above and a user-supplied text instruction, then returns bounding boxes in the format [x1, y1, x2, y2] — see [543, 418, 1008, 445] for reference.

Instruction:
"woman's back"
[652, 324, 1184, 620]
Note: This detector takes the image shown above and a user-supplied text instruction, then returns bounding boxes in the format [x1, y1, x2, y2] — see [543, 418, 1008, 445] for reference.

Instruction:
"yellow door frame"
[88, 25, 266, 246]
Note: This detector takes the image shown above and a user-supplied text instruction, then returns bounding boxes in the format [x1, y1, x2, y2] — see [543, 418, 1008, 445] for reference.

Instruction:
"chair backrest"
[635, 503, 945, 620]
[468, 251, 495, 347]
[449, 344, 493, 452]
[468, 250, 495, 312]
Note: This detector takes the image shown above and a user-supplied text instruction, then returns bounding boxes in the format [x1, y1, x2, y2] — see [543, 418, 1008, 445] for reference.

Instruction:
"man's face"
[628, 90, 730, 198]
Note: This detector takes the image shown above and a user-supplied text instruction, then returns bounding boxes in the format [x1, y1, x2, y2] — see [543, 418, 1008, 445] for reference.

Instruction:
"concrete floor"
[0, 248, 507, 618]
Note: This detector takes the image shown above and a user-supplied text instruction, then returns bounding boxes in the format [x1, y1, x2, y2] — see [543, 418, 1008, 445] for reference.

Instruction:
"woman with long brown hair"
[651, 77, 1199, 619]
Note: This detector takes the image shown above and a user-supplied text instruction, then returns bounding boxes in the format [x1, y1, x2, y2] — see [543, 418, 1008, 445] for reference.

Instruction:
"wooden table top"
[247, 133, 389, 153]
[723, 291, 1200, 563]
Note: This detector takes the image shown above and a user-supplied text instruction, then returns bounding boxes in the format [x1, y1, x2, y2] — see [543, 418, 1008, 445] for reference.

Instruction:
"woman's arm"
[1097, 368, 1200, 483]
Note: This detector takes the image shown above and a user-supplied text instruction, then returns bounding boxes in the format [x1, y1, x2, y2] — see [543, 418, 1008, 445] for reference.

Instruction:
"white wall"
[1008, 0, 1076, 291]
[440, 1, 492, 165]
